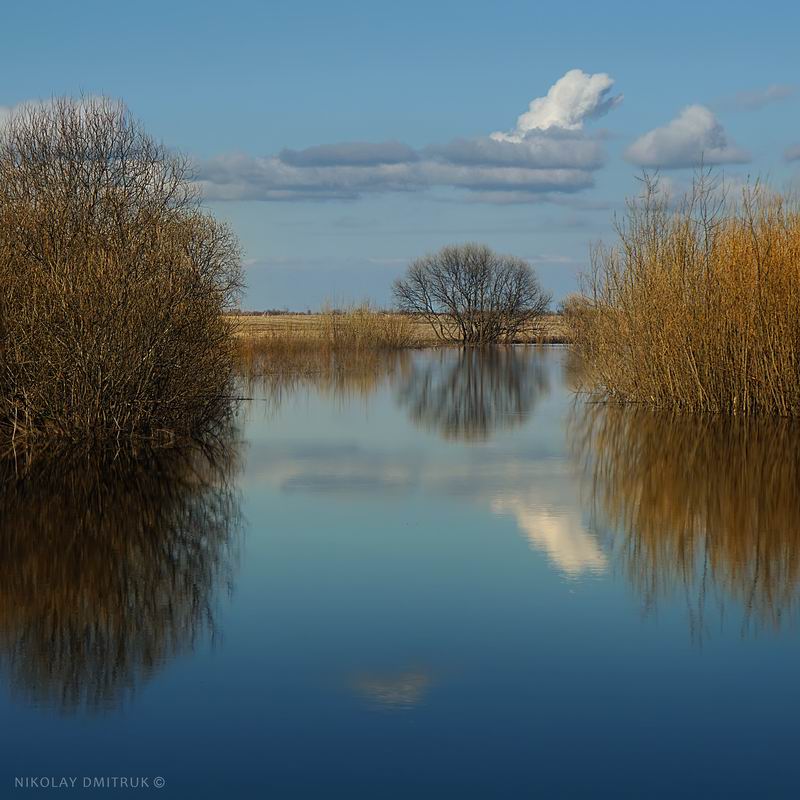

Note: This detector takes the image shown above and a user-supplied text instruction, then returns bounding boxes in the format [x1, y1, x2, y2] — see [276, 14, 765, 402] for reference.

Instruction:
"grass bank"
[231, 307, 568, 350]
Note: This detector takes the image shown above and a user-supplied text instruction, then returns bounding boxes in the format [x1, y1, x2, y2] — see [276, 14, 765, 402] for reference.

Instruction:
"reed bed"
[318, 303, 419, 349]
[571, 174, 800, 414]
[569, 403, 800, 634]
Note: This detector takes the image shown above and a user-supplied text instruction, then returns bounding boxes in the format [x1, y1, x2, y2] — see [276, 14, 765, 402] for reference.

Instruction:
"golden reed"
[569, 173, 800, 415]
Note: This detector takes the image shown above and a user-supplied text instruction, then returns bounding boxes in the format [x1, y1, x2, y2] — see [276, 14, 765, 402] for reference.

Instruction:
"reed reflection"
[395, 347, 549, 441]
[237, 338, 409, 408]
[570, 404, 800, 637]
[0, 442, 241, 713]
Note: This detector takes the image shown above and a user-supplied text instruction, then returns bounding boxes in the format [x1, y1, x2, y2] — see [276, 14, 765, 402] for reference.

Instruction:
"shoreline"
[228, 313, 571, 346]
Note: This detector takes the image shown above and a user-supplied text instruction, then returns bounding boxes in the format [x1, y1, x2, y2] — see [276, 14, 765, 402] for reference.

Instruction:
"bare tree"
[392, 243, 550, 344]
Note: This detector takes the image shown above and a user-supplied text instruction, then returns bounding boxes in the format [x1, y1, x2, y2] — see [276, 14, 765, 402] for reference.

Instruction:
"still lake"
[2, 346, 800, 798]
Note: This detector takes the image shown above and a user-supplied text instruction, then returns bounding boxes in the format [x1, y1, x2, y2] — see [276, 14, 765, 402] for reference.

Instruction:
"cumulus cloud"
[490, 69, 622, 142]
[625, 105, 750, 169]
[195, 69, 623, 203]
[785, 143, 800, 162]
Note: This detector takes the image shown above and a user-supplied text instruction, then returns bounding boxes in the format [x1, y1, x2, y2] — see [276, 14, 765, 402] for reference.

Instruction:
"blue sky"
[2, 0, 799, 309]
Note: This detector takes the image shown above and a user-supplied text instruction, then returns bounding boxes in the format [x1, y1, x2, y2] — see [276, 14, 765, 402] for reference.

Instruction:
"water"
[2, 347, 800, 798]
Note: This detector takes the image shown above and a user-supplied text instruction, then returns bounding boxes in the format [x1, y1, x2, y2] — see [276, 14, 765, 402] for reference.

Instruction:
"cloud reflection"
[491, 496, 606, 576]
[351, 669, 432, 711]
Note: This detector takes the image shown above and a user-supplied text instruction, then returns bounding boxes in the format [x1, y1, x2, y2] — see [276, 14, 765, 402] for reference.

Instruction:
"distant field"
[229, 313, 569, 345]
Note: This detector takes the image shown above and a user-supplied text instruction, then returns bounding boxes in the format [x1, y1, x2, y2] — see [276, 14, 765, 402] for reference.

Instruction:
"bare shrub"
[573, 172, 800, 414]
[0, 97, 242, 455]
[393, 243, 551, 344]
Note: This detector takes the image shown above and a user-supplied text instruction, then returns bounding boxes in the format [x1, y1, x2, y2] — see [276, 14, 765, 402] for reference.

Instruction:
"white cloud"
[0, 100, 37, 128]
[196, 153, 422, 201]
[191, 69, 625, 204]
[785, 143, 800, 162]
[491, 69, 622, 142]
[625, 105, 750, 169]
[0, 83, 616, 206]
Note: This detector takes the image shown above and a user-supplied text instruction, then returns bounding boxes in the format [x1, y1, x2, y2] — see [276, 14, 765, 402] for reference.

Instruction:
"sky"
[2, 0, 799, 309]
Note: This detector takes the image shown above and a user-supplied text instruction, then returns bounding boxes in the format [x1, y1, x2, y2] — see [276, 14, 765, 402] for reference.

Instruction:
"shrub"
[572, 173, 800, 414]
[0, 97, 242, 455]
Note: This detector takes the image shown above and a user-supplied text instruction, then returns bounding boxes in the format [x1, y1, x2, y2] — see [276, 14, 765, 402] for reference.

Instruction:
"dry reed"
[571, 172, 800, 414]
[318, 303, 418, 350]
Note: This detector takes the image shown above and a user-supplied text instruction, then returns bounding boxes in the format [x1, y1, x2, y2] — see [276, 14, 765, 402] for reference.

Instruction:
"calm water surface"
[2, 347, 800, 798]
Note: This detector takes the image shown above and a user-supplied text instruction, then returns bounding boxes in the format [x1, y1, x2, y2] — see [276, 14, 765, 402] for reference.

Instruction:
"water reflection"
[491, 495, 607, 577]
[351, 669, 432, 711]
[0, 443, 241, 712]
[241, 344, 550, 442]
[395, 347, 549, 440]
[237, 340, 409, 408]
[570, 404, 800, 637]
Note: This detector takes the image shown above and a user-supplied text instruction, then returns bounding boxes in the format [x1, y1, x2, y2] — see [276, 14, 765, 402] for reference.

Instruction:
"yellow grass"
[230, 310, 567, 347]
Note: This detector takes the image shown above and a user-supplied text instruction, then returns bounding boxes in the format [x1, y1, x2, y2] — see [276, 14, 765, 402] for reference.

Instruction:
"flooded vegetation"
[4, 347, 797, 795]
[0, 99, 241, 458]
[570, 174, 800, 414]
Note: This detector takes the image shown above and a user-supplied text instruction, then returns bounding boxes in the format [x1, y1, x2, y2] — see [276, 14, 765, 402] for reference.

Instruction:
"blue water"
[2, 347, 799, 798]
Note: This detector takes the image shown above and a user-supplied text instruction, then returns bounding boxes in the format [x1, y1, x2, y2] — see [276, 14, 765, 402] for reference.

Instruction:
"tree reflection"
[395, 347, 549, 441]
[569, 404, 800, 638]
[0, 441, 241, 712]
